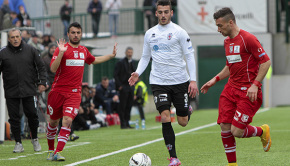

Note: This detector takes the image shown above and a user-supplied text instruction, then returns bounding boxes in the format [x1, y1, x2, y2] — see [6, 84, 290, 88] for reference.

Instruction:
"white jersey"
[136, 22, 196, 85]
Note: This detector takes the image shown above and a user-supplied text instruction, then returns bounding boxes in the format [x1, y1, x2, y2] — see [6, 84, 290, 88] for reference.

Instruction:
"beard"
[70, 38, 80, 45]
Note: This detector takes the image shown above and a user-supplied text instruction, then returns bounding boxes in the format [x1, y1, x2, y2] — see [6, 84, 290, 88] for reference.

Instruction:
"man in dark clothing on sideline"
[94, 76, 119, 115]
[87, 0, 102, 38]
[0, 28, 47, 153]
[114, 47, 136, 129]
[60, 0, 72, 38]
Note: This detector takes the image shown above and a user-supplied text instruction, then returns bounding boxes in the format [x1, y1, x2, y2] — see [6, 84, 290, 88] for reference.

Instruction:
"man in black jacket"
[87, 0, 102, 38]
[0, 28, 47, 153]
[114, 47, 136, 129]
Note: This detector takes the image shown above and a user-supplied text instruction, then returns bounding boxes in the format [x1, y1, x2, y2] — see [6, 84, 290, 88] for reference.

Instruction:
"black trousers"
[118, 86, 134, 127]
[6, 96, 39, 143]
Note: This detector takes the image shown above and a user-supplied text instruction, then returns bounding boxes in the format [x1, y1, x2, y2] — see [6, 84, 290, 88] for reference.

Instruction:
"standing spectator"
[114, 47, 135, 129]
[105, 0, 122, 38]
[133, 78, 148, 129]
[42, 43, 57, 92]
[17, 5, 31, 27]
[1, 0, 11, 15]
[94, 76, 119, 115]
[143, 0, 153, 29]
[0, 28, 47, 153]
[87, 0, 102, 38]
[27, 33, 45, 54]
[128, 0, 198, 165]
[60, 0, 72, 38]
[200, 8, 271, 166]
[45, 22, 117, 161]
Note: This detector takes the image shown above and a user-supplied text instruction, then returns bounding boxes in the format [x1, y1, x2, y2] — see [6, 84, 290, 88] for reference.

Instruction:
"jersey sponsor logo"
[152, 43, 172, 52]
[226, 54, 242, 63]
[48, 105, 53, 115]
[73, 51, 78, 58]
[65, 107, 73, 114]
[167, 33, 173, 40]
[159, 94, 168, 102]
[72, 89, 78, 92]
[79, 52, 84, 59]
[234, 45, 240, 53]
[66, 59, 84, 66]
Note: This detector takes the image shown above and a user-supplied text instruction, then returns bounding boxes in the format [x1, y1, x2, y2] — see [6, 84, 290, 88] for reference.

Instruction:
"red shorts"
[47, 91, 81, 120]
[217, 83, 262, 129]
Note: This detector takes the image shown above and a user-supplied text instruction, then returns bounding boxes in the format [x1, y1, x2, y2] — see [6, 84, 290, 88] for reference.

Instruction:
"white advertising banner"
[178, 0, 267, 34]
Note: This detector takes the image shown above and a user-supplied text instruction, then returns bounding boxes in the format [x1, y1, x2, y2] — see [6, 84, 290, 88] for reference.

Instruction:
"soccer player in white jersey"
[46, 22, 117, 161]
[128, 0, 198, 165]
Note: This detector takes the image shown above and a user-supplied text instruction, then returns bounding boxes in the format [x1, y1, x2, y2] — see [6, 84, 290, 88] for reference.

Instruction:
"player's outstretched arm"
[51, 38, 68, 73]
[92, 43, 117, 64]
[200, 65, 230, 94]
[128, 72, 139, 86]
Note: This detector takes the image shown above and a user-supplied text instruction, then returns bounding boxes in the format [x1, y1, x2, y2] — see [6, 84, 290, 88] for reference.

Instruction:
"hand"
[38, 85, 46, 93]
[188, 81, 199, 98]
[200, 77, 217, 94]
[128, 72, 139, 86]
[56, 38, 68, 53]
[113, 95, 119, 102]
[246, 84, 258, 102]
[112, 43, 118, 58]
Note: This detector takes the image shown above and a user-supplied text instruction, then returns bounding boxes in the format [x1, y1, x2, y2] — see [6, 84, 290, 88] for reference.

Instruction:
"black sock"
[162, 122, 177, 158]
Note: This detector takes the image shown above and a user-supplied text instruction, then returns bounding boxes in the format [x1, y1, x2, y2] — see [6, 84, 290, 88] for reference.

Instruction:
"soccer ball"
[129, 153, 151, 166]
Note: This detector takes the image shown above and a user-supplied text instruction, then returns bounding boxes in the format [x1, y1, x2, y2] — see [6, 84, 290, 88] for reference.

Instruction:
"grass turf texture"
[0, 107, 289, 166]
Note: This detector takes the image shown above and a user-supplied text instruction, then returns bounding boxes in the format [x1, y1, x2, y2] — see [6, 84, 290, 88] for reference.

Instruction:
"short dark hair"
[68, 22, 82, 33]
[101, 76, 109, 81]
[213, 7, 236, 23]
[156, 0, 172, 10]
[125, 46, 133, 52]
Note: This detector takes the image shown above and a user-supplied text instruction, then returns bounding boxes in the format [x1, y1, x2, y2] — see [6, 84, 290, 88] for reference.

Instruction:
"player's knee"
[231, 128, 243, 138]
[178, 120, 188, 127]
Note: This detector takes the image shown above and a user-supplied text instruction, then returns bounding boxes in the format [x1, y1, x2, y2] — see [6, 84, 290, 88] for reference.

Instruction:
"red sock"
[46, 123, 58, 151]
[54, 127, 71, 154]
[221, 130, 236, 163]
[242, 125, 263, 138]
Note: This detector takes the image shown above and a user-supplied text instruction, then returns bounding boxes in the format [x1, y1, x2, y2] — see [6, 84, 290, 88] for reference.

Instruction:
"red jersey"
[50, 43, 95, 93]
[224, 29, 270, 90]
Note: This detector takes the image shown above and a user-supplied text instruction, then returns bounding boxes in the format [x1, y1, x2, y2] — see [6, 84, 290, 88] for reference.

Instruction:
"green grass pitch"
[0, 106, 289, 166]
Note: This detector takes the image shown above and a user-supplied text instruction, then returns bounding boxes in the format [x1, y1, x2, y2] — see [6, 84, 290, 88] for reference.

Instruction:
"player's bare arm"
[128, 72, 139, 86]
[188, 81, 199, 98]
[201, 65, 230, 94]
[247, 60, 271, 102]
[51, 38, 67, 73]
[92, 43, 118, 64]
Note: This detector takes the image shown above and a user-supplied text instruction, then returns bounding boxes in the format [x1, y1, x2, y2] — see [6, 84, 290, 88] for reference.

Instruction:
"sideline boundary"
[65, 107, 270, 166]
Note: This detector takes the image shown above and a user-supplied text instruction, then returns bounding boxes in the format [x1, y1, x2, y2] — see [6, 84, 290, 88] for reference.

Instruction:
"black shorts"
[151, 81, 189, 117]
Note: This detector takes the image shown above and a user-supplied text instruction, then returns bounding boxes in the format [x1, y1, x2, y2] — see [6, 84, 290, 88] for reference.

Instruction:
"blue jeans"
[62, 20, 69, 37]
[109, 14, 119, 36]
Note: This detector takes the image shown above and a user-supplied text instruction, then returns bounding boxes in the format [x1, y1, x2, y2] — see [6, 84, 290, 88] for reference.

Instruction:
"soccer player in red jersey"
[46, 22, 117, 161]
[200, 8, 271, 166]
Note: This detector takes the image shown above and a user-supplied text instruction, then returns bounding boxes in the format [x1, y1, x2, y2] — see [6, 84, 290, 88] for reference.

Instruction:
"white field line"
[65, 107, 270, 166]
[0, 142, 90, 161]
